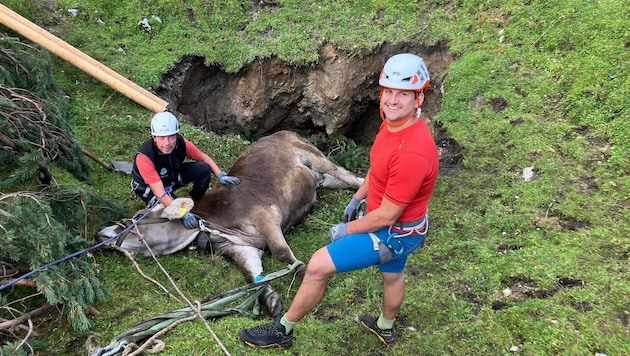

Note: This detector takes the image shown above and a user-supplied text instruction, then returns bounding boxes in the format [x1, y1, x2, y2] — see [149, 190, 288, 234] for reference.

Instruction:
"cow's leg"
[320, 170, 364, 189]
[295, 151, 362, 189]
[258, 223, 298, 265]
[218, 244, 283, 316]
[257, 220, 307, 281]
[219, 244, 265, 281]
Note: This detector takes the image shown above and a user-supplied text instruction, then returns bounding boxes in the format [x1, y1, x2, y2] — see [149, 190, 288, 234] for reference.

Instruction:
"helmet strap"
[386, 115, 415, 128]
[379, 88, 386, 121]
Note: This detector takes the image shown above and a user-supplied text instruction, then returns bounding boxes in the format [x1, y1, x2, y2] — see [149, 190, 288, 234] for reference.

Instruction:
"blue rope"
[0, 189, 172, 292]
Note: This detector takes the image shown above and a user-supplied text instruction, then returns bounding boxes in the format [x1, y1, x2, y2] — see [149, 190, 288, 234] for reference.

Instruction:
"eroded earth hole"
[492, 275, 585, 311]
[156, 42, 463, 173]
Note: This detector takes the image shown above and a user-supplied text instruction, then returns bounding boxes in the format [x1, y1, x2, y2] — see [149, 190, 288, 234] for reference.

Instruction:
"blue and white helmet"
[150, 112, 180, 136]
[379, 53, 430, 92]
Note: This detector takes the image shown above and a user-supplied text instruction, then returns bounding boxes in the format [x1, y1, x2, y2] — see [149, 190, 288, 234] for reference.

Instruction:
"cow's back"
[194, 131, 318, 232]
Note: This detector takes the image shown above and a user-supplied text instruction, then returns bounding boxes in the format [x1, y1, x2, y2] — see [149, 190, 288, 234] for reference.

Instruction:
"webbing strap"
[392, 214, 427, 232]
[368, 232, 380, 251]
[91, 261, 304, 356]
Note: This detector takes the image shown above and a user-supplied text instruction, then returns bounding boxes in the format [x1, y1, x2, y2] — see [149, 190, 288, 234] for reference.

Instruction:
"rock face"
[156, 42, 452, 145]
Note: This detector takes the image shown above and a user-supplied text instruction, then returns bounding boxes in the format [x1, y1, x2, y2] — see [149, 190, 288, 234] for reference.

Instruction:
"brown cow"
[97, 130, 362, 315]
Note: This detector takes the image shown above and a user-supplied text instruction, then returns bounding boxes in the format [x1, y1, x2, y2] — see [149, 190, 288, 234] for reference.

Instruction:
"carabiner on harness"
[385, 219, 425, 256]
[385, 233, 405, 256]
[354, 199, 368, 219]
[385, 227, 413, 256]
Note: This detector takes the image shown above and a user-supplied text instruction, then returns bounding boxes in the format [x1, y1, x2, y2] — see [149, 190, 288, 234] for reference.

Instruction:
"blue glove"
[182, 212, 200, 229]
[218, 171, 240, 185]
[329, 223, 349, 242]
[343, 196, 362, 222]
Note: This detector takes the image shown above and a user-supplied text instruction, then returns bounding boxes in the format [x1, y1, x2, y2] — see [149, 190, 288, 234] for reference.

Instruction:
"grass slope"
[1, 0, 628, 355]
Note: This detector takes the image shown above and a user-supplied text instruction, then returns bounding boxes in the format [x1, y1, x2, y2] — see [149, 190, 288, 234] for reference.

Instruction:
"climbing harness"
[385, 215, 427, 256]
[130, 181, 177, 208]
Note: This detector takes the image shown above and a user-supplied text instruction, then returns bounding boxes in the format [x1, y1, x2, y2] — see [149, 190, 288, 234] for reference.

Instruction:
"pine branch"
[0, 278, 37, 288]
[1, 35, 92, 186]
[0, 303, 53, 331]
[0, 317, 40, 337]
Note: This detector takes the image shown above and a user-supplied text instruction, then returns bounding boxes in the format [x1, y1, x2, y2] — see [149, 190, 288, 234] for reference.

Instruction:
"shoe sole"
[360, 320, 396, 347]
[243, 340, 292, 350]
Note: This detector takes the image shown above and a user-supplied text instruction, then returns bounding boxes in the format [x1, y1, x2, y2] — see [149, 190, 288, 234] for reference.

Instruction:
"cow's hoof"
[263, 288, 282, 316]
[295, 263, 307, 280]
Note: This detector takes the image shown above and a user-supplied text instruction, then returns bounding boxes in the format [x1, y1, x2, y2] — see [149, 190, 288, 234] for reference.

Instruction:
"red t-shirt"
[367, 119, 439, 222]
[135, 138, 204, 185]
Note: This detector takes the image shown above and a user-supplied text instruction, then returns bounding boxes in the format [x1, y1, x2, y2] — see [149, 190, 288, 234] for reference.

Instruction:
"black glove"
[182, 212, 200, 229]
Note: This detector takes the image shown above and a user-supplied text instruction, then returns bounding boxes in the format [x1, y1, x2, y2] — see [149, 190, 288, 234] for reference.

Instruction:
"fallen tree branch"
[0, 278, 37, 288]
[81, 148, 114, 171]
[88, 305, 101, 317]
[0, 317, 40, 336]
[0, 302, 53, 331]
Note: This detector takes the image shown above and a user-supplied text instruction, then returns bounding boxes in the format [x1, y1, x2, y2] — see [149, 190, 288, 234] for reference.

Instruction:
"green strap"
[113, 261, 304, 344]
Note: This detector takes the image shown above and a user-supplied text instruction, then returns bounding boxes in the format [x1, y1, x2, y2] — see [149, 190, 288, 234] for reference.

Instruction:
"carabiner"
[385, 234, 405, 256]
[95, 340, 129, 356]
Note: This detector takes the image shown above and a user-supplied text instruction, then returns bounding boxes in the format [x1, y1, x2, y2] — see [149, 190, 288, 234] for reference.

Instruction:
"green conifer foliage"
[0, 35, 128, 346]
[0, 187, 126, 332]
[0, 35, 91, 187]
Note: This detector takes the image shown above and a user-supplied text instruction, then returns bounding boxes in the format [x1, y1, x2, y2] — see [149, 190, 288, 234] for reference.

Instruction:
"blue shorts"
[326, 223, 428, 274]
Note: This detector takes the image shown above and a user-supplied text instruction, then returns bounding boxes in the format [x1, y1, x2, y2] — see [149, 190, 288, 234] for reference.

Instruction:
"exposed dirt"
[491, 275, 585, 310]
[28, 2, 463, 172]
[156, 41, 463, 172]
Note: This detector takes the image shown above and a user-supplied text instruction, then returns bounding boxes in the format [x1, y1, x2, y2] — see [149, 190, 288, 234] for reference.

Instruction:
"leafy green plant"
[308, 133, 370, 173]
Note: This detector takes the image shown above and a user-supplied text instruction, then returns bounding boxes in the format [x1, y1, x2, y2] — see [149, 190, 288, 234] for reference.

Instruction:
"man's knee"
[382, 271, 405, 286]
[194, 161, 212, 178]
[182, 162, 212, 181]
[305, 248, 336, 278]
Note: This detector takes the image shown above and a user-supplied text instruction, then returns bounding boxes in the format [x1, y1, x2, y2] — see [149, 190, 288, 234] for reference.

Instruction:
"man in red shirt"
[131, 111, 239, 228]
[239, 53, 439, 349]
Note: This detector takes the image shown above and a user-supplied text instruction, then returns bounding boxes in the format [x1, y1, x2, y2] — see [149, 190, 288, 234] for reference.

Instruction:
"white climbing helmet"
[150, 112, 180, 136]
[379, 53, 430, 92]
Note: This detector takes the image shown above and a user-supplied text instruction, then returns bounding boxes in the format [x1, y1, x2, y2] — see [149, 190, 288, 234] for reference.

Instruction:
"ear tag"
[179, 207, 187, 217]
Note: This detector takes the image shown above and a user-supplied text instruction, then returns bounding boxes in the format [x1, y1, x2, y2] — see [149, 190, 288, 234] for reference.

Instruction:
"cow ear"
[162, 197, 195, 219]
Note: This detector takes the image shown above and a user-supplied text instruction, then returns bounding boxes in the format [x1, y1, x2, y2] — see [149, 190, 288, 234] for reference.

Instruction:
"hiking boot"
[360, 315, 396, 347]
[239, 316, 293, 350]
